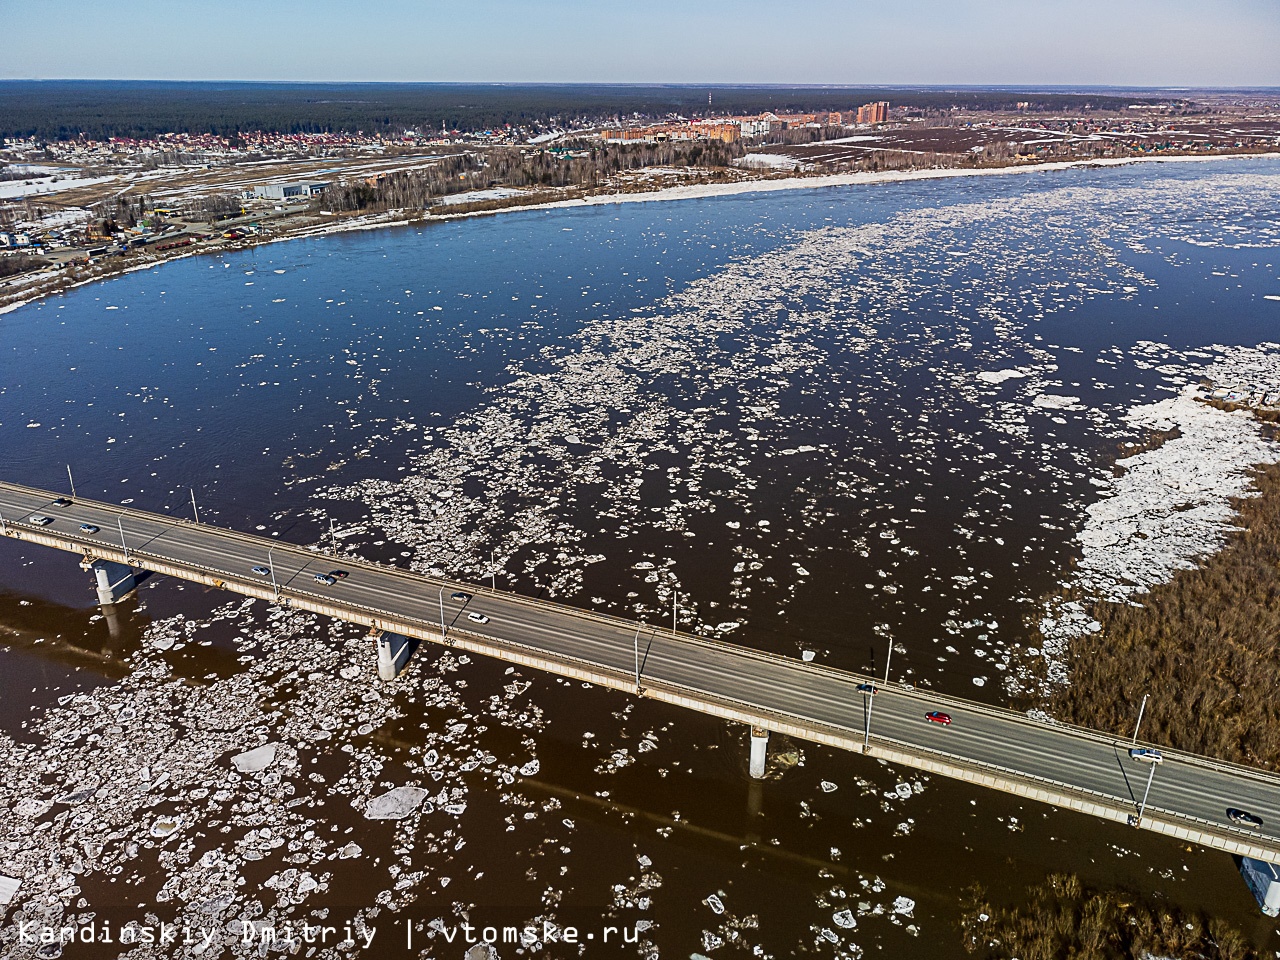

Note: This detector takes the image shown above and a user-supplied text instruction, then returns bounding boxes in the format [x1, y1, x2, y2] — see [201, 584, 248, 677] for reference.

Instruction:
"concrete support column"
[749, 726, 769, 780]
[373, 629, 416, 681]
[83, 559, 136, 606]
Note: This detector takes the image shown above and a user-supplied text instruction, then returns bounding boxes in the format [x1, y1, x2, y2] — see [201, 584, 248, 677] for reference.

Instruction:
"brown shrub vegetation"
[959, 873, 1254, 960]
[1048, 463, 1280, 768]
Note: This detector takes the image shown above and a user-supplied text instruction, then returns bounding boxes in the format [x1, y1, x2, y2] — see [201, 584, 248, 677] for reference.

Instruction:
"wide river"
[3, 157, 1280, 958]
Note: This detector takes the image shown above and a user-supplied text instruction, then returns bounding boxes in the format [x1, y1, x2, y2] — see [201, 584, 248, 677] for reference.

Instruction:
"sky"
[5, 0, 1279, 87]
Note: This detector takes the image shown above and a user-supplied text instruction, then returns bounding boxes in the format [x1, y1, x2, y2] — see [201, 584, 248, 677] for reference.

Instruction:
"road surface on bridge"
[3, 479, 1280, 862]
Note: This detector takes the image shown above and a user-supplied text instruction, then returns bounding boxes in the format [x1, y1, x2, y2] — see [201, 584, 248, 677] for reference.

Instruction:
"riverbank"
[2, 149, 1277, 319]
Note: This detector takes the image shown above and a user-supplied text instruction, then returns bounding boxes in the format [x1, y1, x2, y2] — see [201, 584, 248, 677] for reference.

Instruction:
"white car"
[1128, 748, 1163, 764]
[28, 515, 54, 526]
[467, 612, 490, 625]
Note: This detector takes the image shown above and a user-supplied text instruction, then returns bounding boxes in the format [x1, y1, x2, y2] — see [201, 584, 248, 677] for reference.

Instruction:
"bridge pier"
[1240, 857, 1280, 916]
[749, 727, 769, 779]
[81, 559, 136, 606]
[373, 629, 418, 680]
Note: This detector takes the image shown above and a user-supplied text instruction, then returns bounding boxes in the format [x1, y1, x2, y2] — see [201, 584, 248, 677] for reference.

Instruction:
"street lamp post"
[1137, 762, 1158, 820]
[633, 622, 643, 691]
[1131, 694, 1149, 745]
[67, 465, 77, 499]
[491, 547, 497, 592]
[438, 586, 447, 643]
[329, 517, 337, 555]
[268, 546, 278, 601]
[864, 639, 895, 750]
[190, 488, 200, 525]
[117, 515, 129, 561]
[672, 590, 678, 636]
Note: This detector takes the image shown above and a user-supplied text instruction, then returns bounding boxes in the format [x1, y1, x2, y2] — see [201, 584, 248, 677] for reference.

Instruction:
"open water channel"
[2, 157, 1280, 958]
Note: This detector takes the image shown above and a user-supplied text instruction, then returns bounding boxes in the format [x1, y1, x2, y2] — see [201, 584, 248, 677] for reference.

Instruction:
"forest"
[1043, 460, 1280, 768]
[959, 874, 1253, 960]
[0, 81, 1156, 140]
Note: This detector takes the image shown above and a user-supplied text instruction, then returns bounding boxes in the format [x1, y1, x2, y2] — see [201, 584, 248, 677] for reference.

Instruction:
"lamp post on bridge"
[1136, 761, 1158, 822]
[117, 514, 129, 561]
[268, 546, 278, 601]
[438, 586, 447, 643]
[1131, 694, 1149, 745]
[490, 547, 498, 593]
[633, 622, 643, 692]
[67, 465, 77, 499]
[863, 638, 895, 751]
[190, 488, 200, 525]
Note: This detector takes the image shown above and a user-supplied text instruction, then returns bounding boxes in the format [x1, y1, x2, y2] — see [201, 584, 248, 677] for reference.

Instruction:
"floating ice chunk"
[0, 875, 20, 906]
[977, 369, 1029, 384]
[801, 650, 816, 662]
[57, 786, 96, 805]
[894, 783, 912, 800]
[365, 786, 429, 820]
[1031, 393, 1081, 410]
[519, 759, 540, 776]
[706, 894, 725, 914]
[972, 677, 986, 687]
[892, 896, 916, 917]
[833, 908, 856, 929]
[339, 843, 363, 859]
[820, 781, 838, 793]
[151, 817, 181, 838]
[231, 744, 278, 773]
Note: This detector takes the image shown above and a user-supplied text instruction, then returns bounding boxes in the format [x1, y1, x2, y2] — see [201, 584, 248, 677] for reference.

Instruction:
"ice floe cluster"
[1032, 343, 1280, 694]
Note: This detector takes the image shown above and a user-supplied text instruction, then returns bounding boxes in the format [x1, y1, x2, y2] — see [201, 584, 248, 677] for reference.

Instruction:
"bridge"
[4, 479, 1280, 888]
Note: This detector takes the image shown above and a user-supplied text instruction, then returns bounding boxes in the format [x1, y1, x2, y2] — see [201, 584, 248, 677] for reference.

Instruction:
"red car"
[925, 711, 952, 726]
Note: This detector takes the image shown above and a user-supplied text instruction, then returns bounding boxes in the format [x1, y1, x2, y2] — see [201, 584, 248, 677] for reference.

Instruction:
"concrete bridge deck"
[4, 479, 1280, 863]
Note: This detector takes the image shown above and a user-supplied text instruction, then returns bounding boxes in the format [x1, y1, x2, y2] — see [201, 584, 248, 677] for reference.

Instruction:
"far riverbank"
[3, 149, 1277, 318]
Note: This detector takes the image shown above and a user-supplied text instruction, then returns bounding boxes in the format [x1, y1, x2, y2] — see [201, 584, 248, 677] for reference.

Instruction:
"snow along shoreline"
[2, 151, 1276, 320]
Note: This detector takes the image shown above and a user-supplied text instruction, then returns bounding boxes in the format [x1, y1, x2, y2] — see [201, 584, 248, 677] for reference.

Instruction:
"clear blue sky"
[7, 0, 1279, 86]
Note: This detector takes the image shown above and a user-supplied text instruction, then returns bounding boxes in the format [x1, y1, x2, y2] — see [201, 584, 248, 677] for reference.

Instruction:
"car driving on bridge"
[27, 515, 53, 526]
[313, 573, 337, 586]
[467, 612, 490, 624]
[1129, 748, 1163, 764]
[925, 711, 952, 725]
[79, 523, 99, 535]
[251, 566, 270, 577]
[1228, 808, 1264, 829]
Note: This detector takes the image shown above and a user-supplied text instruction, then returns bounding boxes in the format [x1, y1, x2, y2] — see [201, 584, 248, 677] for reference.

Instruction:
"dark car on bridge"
[857, 683, 878, 695]
[1228, 808, 1264, 829]
[451, 591, 471, 602]
[329, 570, 349, 580]
[925, 711, 952, 725]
